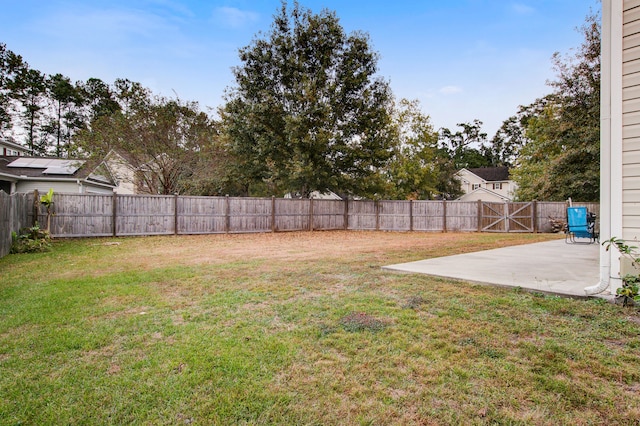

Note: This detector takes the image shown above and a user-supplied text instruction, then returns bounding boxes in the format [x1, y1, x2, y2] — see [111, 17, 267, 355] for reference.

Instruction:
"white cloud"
[511, 3, 536, 15]
[214, 7, 259, 29]
[32, 7, 178, 44]
[439, 85, 463, 95]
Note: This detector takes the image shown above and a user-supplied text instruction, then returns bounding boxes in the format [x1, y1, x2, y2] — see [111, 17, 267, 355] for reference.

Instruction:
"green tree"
[512, 12, 600, 201]
[511, 100, 562, 200]
[80, 78, 121, 121]
[0, 44, 17, 138]
[76, 92, 218, 195]
[439, 120, 491, 169]
[486, 96, 552, 168]
[221, 1, 395, 198]
[45, 73, 85, 157]
[8, 62, 47, 154]
[384, 98, 441, 199]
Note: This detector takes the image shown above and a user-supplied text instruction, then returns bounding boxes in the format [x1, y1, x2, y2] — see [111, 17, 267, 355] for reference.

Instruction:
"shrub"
[603, 237, 640, 307]
[617, 275, 640, 307]
[10, 224, 52, 254]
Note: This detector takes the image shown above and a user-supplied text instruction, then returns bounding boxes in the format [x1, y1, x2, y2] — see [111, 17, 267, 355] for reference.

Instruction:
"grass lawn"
[1, 231, 639, 425]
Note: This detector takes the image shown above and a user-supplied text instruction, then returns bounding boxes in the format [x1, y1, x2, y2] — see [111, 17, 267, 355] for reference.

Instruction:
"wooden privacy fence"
[0, 191, 31, 257]
[19, 192, 599, 239]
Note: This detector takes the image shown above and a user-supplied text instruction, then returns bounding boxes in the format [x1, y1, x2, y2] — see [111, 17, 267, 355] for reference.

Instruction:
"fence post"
[344, 198, 349, 230]
[112, 192, 117, 237]
[309, 198, 314, 231]
[503, 202, 510, 233]
[375, 200, 380, 231]
[8, 192, 13, 246]
[532, 200, 538, 233]
[442, 200, 447, 233]
[271, 196, 276, 233]
[409, 200, 414, 232]
[32, 189, 39, 227]
[174, 194, 179, 235]
[225, 195, 230, 234]
[477, 200, 482, 232]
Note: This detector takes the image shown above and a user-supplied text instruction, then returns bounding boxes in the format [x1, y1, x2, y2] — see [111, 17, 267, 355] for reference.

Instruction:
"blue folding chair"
[566, 207, 598, 244]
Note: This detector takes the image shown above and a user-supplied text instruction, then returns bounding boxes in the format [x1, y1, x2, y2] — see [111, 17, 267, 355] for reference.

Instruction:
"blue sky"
[1, 0, 599, 136]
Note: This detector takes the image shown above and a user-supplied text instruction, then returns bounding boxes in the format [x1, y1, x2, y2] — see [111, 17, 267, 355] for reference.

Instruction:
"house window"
[493, 183, 503, 190]
[472, 183, 481, 190]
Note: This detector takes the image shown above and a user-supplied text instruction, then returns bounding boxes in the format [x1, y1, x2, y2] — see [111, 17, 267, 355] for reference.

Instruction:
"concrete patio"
[383, 238, 605, 298]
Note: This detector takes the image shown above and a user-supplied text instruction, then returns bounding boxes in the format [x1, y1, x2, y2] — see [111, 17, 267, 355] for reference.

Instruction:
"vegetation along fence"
[6, 192, 599, 240]
[0, 191, 31, 258]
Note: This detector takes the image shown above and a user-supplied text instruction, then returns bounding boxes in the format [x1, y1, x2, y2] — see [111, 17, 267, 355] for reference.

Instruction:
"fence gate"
[481, 202, 535, 233]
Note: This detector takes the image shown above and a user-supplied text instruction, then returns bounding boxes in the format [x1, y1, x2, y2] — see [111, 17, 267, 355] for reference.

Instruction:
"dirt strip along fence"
[0, 191, 31, 257]
[2, 192, 599, 241]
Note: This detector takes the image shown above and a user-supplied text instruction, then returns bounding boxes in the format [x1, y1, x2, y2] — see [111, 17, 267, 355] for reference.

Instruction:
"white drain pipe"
[585, 0, 619, 296]
[585, 248, 610, 295]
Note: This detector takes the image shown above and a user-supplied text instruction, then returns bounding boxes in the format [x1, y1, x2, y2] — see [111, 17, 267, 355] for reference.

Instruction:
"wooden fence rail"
[11, 192, 598, 240]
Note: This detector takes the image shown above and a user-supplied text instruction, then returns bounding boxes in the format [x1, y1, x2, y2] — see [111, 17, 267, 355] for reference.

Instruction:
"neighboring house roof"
[0, 156, 115, 188]
[464, 167, 510, 182]
[104, 148, 139, 169]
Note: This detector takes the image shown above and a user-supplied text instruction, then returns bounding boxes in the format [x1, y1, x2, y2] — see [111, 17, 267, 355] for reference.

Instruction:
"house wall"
[457, 190, 507, 203]
[456, 170, 516, 201]
[623, 0, 640, 240]
[0, 141, 29, 156]
[105, 154, 137, 194]
[14, 180, 114, 195]
[16, 181, 80, 194]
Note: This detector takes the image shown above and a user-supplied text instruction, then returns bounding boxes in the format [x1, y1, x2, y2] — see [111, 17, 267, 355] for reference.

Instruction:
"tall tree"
[221, 1, 395, 198]
[112, 78, 150, 117]
[45, 73, 85, 157]
[0, 44, 17, 138]
[384, 98, 441, 199]
[10, 66, 47, 154]
[511, 12, 600, 201]
[439, 120, 491, 169]
[486, 97, 551, 168]
[76, 93, 218, 195]
[80, 78, 121, 121]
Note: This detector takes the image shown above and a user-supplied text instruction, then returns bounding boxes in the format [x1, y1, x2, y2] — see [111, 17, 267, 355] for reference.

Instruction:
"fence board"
[275, 199, 310, 231]
[312, 199, 345, 230]
[535, 201, 600, 233]
[445, 202, 479, 232]
[0, 192, 30, 257]
[0, 192, 11, 257]
[177, 196, 226, 234]
[48, 193, 113, 237]
[116, 194, 175, 236]
[508, 202, 535, 232]
[537, 202, 567, 232]
[228, 197, 272, 233]
[347, 200, 377, 230]
[379, 200, 411, 231]
[412, 201, 445, 231]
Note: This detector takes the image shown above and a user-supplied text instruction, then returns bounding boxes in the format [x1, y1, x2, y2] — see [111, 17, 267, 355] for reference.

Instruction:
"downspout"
[585, 239, 611, 295]
[585, 0, 622, 295]
[584, 0, 622, 296]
